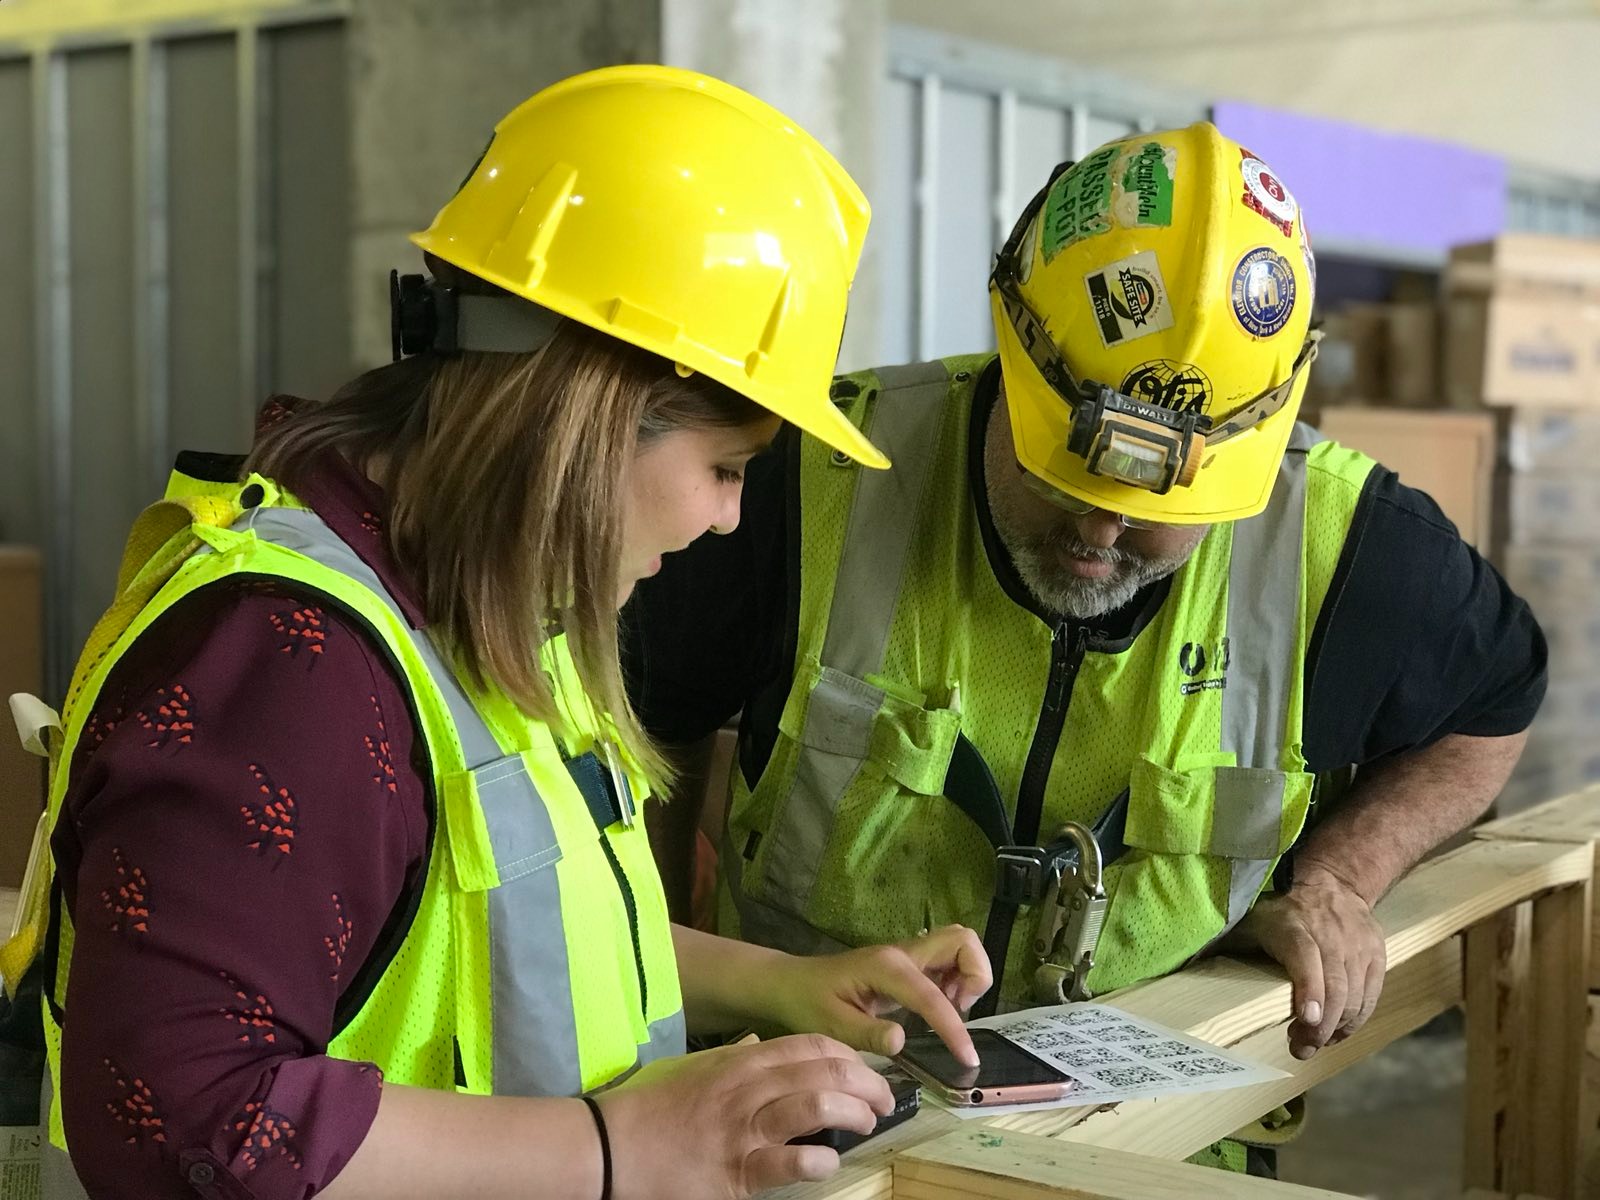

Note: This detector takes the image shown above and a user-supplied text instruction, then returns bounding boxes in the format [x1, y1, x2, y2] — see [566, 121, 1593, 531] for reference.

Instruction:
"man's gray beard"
[998, 520, 1191, 620]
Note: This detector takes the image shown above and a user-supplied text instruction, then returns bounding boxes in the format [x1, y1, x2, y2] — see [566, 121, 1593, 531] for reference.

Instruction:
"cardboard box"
[1498, 407, 1600, 474]
[0, 548, 43, 890]
[1447, 233, 1600, 301]
[1384, 302, 1439, 407]
[1444, 293, 1600, 408]
[1314, 408, 1497, 549]
[1306, 307, 1387, 407]
[1499, 543, 1600, 604]
[1497, 472, 1600, 546]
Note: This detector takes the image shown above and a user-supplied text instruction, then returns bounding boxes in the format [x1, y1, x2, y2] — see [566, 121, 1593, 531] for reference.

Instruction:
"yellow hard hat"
[412, 65, 887, 469]
[990, 122, 1319, 524]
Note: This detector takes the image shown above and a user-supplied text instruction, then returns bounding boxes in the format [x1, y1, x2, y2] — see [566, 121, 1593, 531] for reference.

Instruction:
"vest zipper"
[972, 622, 1090, 1016]
[1016, 623, 1089, 844]
[597, 832, 649, 1019]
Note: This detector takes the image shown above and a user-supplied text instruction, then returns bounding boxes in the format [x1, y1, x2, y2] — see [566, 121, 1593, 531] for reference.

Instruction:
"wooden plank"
[790, 839, 1588, 1199]
[1464, 904, 1534, 1190]
[1523, 879, 1589, 1198]
[1026, 938, 1460, 1156]
[1464, 877, 1591, 1200]
[1476, 788, 1600, 991]
[893, 1126, 1363, 1199]
[1104, 840, 1589, 1052]
[1476, 787, 1600, 846]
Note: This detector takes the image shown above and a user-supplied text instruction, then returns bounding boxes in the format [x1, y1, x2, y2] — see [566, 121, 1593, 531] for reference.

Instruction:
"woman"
[36, 66, 989, 1200]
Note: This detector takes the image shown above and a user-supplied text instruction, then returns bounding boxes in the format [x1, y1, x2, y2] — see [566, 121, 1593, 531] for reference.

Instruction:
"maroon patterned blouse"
[51, 446, 432, 1198]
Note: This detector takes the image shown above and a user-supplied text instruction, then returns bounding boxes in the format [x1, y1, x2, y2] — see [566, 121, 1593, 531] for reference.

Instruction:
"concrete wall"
[891, 0, 1600, 182]
[662, 0, 890, 370]
[346, 0, 661, 366]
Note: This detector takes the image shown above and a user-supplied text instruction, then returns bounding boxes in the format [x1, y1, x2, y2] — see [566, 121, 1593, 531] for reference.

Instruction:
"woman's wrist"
[580, 1096, 613, 1200]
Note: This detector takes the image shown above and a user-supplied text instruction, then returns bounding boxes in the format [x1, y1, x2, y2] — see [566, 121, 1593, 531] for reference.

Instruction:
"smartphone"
[895, 1028, 1076, 1107]
[788, 1068, 921, 1154]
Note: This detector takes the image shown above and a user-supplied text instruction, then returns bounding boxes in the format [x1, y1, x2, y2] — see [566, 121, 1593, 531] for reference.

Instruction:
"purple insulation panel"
[1211, 100, 1507, 259]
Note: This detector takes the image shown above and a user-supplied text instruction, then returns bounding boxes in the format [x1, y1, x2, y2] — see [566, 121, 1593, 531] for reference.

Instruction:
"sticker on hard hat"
[1111, 142, 1176, 230]
[1231, 247, 1297, 339]
[1239, 151, 1296, 238]
[1085, 251, 1176, 348]
[1041, 144, 1118, 263]
[1120, 359, 1213, 416]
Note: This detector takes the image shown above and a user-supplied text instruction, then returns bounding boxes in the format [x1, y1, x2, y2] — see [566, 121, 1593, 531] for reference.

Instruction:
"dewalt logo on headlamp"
[989, 122, 1319, 526]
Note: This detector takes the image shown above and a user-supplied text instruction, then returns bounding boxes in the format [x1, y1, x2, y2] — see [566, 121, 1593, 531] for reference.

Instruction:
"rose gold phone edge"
[893, 1058, 1077, 1107]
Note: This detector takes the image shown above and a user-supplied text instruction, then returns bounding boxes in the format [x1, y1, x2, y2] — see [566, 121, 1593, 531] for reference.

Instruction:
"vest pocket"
[442, 752, 563, 892]
[442, 753, 585, 1098]
[1088, 757, 1314, 993]
[734, 661, 976, 950]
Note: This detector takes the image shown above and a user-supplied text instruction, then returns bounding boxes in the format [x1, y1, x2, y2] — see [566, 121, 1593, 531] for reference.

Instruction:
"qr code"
[1057, 1045, 1125, 1069]
[1096, 1024, 1148, 1043]
[1164, 1056, 1245, 1078]
[1059, 1009, 1114, 1027]
[1134, 1039, 1196, 1059]
[1003, 1019, 1064, 1039]
[1017, 1030, 1080, 1052]
[1093, 1064, 1168, 1088]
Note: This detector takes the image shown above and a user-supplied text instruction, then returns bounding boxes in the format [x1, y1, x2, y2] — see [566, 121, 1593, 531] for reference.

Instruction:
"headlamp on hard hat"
[1067, 384, 1207, 493]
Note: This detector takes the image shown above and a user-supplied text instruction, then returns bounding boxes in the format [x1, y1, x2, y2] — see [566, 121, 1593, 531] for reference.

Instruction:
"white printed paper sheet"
[937, 1001, 1287, 1118]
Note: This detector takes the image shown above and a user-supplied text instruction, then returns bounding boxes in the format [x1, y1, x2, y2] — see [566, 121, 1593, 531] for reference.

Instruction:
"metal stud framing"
[1, 3, 343, 698]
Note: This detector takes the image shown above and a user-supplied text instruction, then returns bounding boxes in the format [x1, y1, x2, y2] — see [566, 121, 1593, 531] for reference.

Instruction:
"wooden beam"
[785, 839, 1589, 1199]
[1464, 874, 1592, 1199]
[893, 1126, 1362, 1199]
[1476, 787, 1600, 991]
[1102, 840, 1589, 1053]
[1021, 938, 1460, 1155]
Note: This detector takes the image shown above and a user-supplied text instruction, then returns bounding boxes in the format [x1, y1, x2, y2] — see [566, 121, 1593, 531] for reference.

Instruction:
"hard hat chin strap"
[390, 271, 564, 360]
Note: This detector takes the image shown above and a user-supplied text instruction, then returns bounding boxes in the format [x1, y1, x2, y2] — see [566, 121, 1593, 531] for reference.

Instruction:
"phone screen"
[898, 1028, 1070, 1090]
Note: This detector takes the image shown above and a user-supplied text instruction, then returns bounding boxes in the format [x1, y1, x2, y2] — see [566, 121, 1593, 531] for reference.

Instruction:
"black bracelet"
[580, 1095, 613, 1200]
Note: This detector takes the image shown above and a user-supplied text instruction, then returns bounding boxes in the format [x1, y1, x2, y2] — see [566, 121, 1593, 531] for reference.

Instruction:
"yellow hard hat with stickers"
[990, 121, 1319, 524]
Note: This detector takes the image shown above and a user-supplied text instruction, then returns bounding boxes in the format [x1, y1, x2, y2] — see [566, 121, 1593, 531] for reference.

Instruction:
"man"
[627, 123, 1544, 1073]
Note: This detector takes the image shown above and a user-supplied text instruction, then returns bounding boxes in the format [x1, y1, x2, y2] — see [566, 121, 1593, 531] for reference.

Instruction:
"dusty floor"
[1277, 1012, 1467, 1199]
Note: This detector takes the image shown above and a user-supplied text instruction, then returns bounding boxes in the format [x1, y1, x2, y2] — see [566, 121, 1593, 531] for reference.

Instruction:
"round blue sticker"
[1231, 247, 1296, 338]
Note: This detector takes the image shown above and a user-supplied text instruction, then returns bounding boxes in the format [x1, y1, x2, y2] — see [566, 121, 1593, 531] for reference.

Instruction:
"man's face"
[984, 392, 1210, 620]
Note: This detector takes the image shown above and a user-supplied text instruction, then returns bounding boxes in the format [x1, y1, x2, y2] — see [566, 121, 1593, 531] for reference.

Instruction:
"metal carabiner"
[1032, 822, 1108, 1004]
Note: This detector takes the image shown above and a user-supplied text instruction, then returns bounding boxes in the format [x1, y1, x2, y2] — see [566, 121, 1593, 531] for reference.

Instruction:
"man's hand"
[1230, 866, 1387, 1059]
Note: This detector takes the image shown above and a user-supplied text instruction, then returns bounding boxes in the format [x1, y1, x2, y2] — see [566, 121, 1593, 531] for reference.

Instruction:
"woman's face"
[618, 415, 782, 608]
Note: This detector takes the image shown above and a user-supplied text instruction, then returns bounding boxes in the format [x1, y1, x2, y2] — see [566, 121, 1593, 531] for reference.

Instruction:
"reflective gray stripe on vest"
[40, 1068, 89, 1200]
[232, 507, 680, 1094]
[1210, 421, 1322, 939]
[758, 362, 953, 925]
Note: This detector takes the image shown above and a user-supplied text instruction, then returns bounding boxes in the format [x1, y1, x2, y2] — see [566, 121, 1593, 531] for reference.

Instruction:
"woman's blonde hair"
[248, 308, 764, 787]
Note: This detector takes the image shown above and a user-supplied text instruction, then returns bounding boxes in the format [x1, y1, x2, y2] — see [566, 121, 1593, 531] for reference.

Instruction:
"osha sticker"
[1085, 250, 1175, 348]
[1239, 150, 1296, 237]
[1121, 359, 1212, 415]
[1112, 141, 1175, 230]
[1041, 144, 1119, 262]
[1231, 247, 1297, 339]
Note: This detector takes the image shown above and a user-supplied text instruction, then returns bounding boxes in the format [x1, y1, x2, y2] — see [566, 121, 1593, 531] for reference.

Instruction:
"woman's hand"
[759, 925, 991, 1067]
[598, 1033, 894, 1199]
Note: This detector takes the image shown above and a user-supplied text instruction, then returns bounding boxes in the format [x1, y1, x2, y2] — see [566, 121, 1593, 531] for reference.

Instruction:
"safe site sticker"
[1240, 151, 1296, 237]
[1085, 250, 1175, 348]
[1231, 247, 1296, 338]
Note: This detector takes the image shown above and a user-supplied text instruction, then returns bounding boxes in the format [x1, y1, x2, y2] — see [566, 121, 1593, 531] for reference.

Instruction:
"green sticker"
[1040, 144, 1118, 263]
[1118, 141, 1174, 228]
